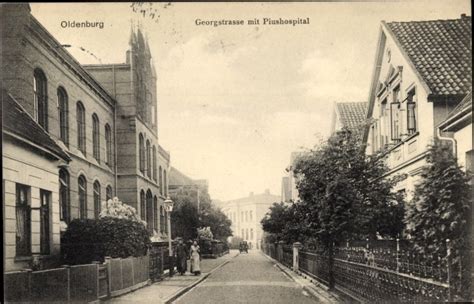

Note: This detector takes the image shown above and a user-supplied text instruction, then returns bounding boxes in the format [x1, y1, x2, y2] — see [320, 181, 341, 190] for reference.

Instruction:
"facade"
[280, 151, 304, 203]
[1, 4, 170, 271]
[364, 15, 472, 198]
[2, 90, 71, 271]
[330, 101, 368, 134]
[168, 166, 207, 209]
[221, 190, 280, 249]
[437, 93, 473, 172]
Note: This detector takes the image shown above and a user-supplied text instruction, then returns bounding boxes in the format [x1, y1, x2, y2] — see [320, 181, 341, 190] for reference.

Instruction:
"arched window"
[78, 175, 87, 219]
[159, 167, 163, 195]
[58, 87, 68, 146]
[59, 169, 70, 223]
[152, 146, 157, 182]
[93, 181, 101, 218]
[139, 134, 145, 174]
[92, 114, 100, 162]
[160, 206, 165, 233]
[105, 124, 112, 167]
[76, 102, 86, 155]
[106, 185, 113, 202]
[34, 68, 48, 130]
[140, 190, 146, 221]
[146, 140, 151, 178]
[146, 190, 153, 232]
[153, 196, 158, 231]
[163, 170, 167, 196]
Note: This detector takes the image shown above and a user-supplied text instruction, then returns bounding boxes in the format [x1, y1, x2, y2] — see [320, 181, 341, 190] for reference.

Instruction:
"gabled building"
[330, 101, 368, 134]
[364, 14, 472, 197]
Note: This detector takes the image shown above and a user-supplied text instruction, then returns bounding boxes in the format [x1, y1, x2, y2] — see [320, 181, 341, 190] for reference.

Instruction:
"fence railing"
[4, 255, 150, 303]
[261, 241, 463, 302]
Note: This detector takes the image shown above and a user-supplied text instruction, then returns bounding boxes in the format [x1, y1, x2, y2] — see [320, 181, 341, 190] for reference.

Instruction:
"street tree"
[405, 140, 472, 298]
[292, 128, 405, 289]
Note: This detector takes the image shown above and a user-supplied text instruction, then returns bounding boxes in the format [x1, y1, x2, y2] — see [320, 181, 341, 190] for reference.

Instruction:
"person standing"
[190, 240, 201, 275]
[175, 238, 188, 275]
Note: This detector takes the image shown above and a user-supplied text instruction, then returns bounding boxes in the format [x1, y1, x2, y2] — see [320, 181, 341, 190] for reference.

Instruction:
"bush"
[62, 217, 151, 265]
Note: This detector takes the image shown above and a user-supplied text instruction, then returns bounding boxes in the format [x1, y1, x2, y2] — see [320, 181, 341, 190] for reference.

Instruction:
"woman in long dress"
[190, 240, 201, 275]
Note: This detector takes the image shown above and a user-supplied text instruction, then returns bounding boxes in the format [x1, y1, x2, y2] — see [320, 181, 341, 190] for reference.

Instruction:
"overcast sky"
[31, 1, 470, 201]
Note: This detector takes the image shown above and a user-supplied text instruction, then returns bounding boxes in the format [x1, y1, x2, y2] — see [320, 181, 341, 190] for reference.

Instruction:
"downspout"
[113, 65, 118, 196]
[437, 127, 457, 158]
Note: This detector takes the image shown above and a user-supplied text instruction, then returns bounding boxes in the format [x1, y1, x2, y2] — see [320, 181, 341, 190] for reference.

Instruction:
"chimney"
[461, 13, 467, 19]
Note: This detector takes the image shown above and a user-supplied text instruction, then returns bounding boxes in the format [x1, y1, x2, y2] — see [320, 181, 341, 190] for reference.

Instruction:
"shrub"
[62, 217, 151, 265]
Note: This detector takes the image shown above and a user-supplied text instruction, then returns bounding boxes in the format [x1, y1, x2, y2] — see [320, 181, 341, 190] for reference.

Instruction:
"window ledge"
[14, 256, 33, 262]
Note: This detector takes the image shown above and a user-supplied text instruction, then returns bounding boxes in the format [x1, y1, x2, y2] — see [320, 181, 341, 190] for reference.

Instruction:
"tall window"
[146, 190, 153, 232]
[241, 229, 244, 239]
[76, 102, 86, 155]
[407, 88, 417, 134]
[106, 185, 113, 201]
[163, 170, 167, 196]
[139, 134, 145, 174]
[390, 86, 401, 142]
[92, 114, 100, 162]
[93, 181, 101, 218]
[153, 196, 158, 231]
[58, 87, 69, 146]
[140, 190, 146, 221]
[160, 206, 166, 233]
[105, 124, 112, 167]
[16, 184, 31, 256]
[250, 228, 254, 240]
[250, 211, 253, 221]
[159, 167, 163, 195]
[34, 69, 48, 130]
[78, 175, 87, 219]
[59, 169, 70, 223]
[152, 146, 157, 181]
[40, 190, 51, 255]
[146, 140, 151, 178]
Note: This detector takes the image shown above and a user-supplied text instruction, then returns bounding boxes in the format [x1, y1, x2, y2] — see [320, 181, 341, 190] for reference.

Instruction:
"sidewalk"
[261, 252, 342, 304]
[105, 250, 239, 304]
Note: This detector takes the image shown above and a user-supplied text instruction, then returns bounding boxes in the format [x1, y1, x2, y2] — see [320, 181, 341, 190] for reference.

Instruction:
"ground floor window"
[40, 190, 51, 255]
[16, 184, 31, 256]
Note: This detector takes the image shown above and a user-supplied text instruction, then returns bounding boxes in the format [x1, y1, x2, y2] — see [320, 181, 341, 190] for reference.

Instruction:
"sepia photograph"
[1, 1, 472, 303]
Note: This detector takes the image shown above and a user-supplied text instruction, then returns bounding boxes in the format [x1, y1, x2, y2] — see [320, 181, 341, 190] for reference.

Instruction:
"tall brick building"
[1, 4, 170, 271]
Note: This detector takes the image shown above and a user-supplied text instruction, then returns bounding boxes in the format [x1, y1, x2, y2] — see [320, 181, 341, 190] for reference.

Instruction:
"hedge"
[62, 217, 151, 265]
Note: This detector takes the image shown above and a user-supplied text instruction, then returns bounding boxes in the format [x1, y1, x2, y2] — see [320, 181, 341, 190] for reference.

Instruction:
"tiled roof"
[386, 15, 472, 96]
[336, 102, 368, 129]
[2, 89, 70, 161]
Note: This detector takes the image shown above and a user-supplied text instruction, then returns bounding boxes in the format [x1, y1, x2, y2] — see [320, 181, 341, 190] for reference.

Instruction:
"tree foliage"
[170, 187, 232, 242]
[62, 217, 150, 265]
[405, 140, 472, 297]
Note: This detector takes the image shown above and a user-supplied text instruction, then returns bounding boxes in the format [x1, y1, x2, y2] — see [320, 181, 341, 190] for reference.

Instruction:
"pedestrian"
[176, 238, 188, 275]
[189, 240, 201, 275]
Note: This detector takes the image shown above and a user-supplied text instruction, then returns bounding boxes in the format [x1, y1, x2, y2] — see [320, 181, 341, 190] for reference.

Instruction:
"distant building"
[168, 166, 208, 209]
[330, 101, 368, 134]
[280, 151, 304, 203]
[364, 14, 472, 198]
[221, 190, 280, 249]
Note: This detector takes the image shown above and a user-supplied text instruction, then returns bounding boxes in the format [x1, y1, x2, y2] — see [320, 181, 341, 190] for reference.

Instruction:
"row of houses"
[1, 4, 172, 272]
[282, 14, 472, 203]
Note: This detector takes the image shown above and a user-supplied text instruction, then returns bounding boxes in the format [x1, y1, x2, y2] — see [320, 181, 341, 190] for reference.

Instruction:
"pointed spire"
[129, 19, 137, 46]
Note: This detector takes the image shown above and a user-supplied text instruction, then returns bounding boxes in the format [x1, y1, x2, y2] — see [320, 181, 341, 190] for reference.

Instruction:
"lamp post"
[164, 196, 174, 277]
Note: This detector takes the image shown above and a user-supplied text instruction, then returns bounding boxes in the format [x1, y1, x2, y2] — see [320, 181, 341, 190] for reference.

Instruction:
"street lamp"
[164, 196, 174, 276]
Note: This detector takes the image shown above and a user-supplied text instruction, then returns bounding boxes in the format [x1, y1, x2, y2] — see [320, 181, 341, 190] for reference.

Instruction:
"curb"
[261, 252, 340, 303]
[163, 252, 240, 303]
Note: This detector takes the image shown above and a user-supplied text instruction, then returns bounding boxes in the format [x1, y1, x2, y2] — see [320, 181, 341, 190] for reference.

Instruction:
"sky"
[31, 1, 470, 201]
